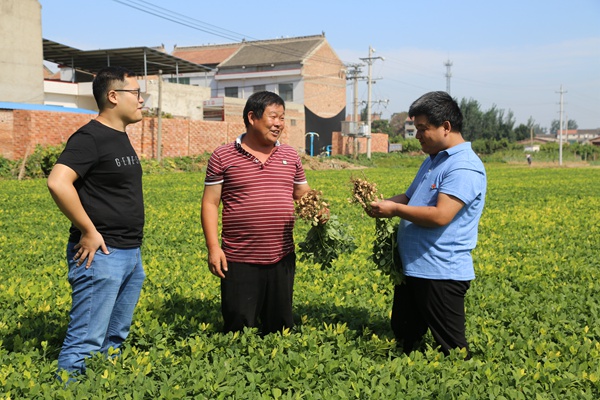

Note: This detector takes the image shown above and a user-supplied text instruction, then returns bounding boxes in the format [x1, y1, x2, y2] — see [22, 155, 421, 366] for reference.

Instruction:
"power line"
[111, 0, 249, 42]
[111, 0, 346, 67]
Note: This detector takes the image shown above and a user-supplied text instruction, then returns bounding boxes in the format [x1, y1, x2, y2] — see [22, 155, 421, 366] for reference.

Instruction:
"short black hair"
[408, 91, 463, 132]
[243, 91, 285, 127]
[92, 66, 137, 110]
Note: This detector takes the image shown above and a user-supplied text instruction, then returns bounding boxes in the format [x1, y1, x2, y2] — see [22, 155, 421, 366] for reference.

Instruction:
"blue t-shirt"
[397, 142, 486, 280]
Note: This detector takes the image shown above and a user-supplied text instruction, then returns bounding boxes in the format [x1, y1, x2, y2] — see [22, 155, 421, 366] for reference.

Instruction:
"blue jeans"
[57, 243, 145, 374]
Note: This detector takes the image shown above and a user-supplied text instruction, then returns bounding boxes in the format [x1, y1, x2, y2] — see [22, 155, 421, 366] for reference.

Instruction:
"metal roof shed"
[42, 39, 211, 80]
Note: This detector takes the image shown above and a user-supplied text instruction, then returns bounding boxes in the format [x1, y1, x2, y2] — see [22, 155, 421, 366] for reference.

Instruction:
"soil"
[300, 155, 366, 170]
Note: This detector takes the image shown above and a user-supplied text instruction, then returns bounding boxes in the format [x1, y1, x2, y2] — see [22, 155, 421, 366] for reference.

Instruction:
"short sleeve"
[294, 154, 307, 185]
[204, 151, 224, 185]
[439, 167, 485, 206]
[56, 132, 98, 178]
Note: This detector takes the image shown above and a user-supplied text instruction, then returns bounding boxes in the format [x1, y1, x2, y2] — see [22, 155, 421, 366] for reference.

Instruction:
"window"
[253, 85, 266, 93]
[167, 77, 190, 85]
[278, 83, 293, 102]
[224, 87, 239, 98]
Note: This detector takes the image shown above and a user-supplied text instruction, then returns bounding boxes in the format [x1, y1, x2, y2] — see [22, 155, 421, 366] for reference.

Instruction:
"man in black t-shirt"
[48, 66, 146, 379]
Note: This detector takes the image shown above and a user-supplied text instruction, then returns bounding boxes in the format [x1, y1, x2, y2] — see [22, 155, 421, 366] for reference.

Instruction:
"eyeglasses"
[113, 88, 142, 100]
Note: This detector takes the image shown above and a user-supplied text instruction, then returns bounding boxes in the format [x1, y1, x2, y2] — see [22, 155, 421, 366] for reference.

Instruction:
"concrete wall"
[143, 80, 211, 120]
[44, 81, 97, 111]
[42, 78, 212, 119]
[0, 0, 44, 104]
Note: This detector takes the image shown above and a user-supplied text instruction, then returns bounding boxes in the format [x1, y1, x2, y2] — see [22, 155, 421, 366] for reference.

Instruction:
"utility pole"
[444, 59, 453, 95]
[157, 69, 163, 162]
[530, 126, 533, 150]
[557, 85, 566, 166]
[345, 64, 363, 122]
[360, 46, 384, 159]
[345, 63, 364, 158]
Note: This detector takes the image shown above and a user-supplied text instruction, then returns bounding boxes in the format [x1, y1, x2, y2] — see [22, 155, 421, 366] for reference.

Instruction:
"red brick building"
[173, 34, 347, 154]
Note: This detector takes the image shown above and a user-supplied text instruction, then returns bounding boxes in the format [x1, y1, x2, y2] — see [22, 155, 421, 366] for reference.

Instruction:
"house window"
[278, 83, 293, 102]
[225, 87, 239, 98]
[290, 119, 296, 126]
[167, 77, 190, 85]
[253, 85, 266, 93]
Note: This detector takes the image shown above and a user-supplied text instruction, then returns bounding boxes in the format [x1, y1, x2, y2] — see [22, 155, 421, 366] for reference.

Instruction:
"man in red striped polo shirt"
[201, 91, 313, 334]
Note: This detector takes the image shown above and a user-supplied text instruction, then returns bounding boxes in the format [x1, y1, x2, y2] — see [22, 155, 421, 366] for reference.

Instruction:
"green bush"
[18, 143, 66, 179]
[399, 138, 422, 153]
[141, 153, 211, 174]
[4, 139, 596, 181]
[0, 155, 15, 178]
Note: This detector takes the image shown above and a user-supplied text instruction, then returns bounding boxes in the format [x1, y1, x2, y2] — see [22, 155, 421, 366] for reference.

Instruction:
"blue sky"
[40, 0, 600, 130]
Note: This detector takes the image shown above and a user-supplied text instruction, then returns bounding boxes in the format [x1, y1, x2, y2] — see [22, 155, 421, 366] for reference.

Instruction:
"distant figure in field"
[526, 154, 532, 166]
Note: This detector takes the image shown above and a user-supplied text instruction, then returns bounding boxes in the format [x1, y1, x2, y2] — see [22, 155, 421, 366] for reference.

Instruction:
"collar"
[429, 142, 471, 162]
[235, 133, 281, 147]
[430, 141, 471, 160]
[444, 141, 471, 156]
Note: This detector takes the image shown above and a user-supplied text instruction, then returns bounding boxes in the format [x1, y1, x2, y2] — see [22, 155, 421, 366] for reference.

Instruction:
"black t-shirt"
[57, 119, 144, 248]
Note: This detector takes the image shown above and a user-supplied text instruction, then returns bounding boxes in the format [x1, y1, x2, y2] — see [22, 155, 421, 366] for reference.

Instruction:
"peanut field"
[0, 164, 599, 399]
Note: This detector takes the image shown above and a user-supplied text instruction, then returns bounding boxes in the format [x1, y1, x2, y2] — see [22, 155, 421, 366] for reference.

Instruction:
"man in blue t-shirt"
[369, 91, 487, 358]
[48, 66, 146, 378]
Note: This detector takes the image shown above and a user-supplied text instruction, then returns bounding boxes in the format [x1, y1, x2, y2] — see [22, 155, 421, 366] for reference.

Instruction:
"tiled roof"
[171, 35, 327, 69]
[220, 35, 325, 68]
[172, 43, 241, 67]
[43, 65, 60, 80]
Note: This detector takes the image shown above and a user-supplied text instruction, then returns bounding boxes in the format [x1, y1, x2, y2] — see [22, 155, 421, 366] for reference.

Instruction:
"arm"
[47, 164, 108, 268]
[293, 182, 311, 201]
[370, 192, 464, 228]
[200, 184, 227, 278]
[385, 193, 410, 205]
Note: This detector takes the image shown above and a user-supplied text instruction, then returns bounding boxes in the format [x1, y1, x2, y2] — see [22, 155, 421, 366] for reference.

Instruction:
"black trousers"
[221, 252, 295, 334]
[392, 277, 471, 358]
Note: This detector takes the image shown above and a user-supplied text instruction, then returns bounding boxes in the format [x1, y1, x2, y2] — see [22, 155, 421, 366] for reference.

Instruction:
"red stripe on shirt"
[205, 140, 307, 264]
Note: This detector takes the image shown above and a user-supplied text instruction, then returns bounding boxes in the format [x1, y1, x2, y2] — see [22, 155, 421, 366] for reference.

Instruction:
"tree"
[551, 119, 578, 134]
[526, 117, 547, 135]
[460, 98, 483, 140]
[371, 119, 394, 136]
[514, 124, 530, 141]
[387, 97, 540, 145]
[390, 112, 408, 136]
[459, 98, 515, 141]
[360, 107, 368, 123]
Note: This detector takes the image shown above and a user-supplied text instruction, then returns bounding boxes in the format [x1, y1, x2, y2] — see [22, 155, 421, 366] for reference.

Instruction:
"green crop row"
[0, 164, 599, 399]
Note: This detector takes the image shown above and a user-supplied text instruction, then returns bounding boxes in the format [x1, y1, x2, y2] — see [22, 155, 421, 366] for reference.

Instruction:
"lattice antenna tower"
[444, 59, 453, 95]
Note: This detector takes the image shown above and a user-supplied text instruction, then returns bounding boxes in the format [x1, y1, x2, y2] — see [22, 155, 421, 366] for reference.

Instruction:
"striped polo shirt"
[204, 134, 308, 264]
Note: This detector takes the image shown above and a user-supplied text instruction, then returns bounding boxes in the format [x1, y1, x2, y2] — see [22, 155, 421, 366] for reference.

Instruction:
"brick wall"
[0, 110, 94, 159]
[0, 109, 306, 160]
[303, 42, 346, 118]
[331, 131, 389, 156]
[0, 110, 15, 159]
[129, 118, 246, 159]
